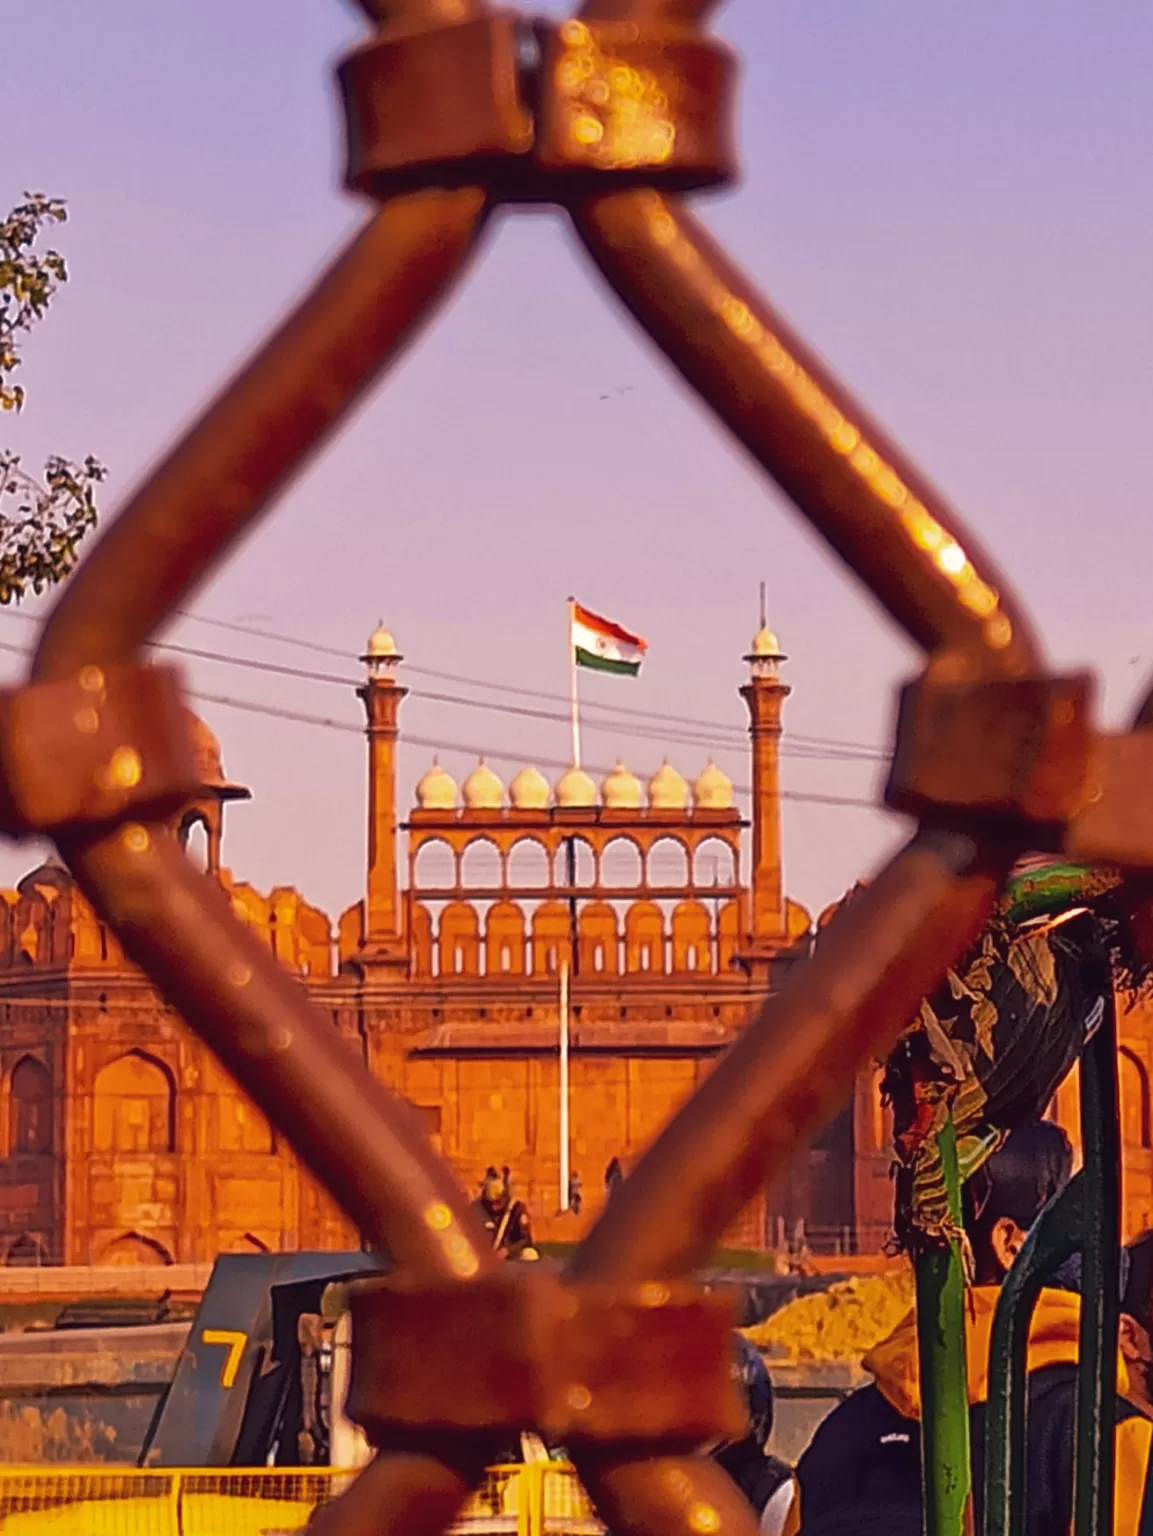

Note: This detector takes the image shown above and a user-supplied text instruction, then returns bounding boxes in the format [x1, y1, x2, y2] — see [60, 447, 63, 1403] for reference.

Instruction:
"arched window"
[601, 838, 643, 889]
[531, 903, 571, 977]
[460, 838, 502, 889]
[579, 902, 618, 976]
[508, 839, 550, 889]
[625, 901, 665, 975]
[413, 839, 456, 890]
[9, 1055, 52, 1155]
[672, 900, 710, 974]
[558, 838, 596, 888]
[181, 815, 210, 873]
[646, 837, 689, 888]
[438, 902, 480, 979]
[5, 1233, 45, 1267]
[98, 1232, 173, 1267]
[694, 836, 737, 889]
[93, 1051, 177, 1154]
[486, 902, 526, 978]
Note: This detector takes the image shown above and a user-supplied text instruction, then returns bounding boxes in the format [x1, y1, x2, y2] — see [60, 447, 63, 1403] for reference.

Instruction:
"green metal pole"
[1073, 992, 1121, 1536]
[916, 1116, 972, 1536]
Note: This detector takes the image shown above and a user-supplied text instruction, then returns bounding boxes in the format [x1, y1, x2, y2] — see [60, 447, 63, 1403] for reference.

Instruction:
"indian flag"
[571, 601, 647, 677]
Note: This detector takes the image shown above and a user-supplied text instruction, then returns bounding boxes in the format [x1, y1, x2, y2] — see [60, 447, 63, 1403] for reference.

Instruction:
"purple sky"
[2, 2, 1151, 925]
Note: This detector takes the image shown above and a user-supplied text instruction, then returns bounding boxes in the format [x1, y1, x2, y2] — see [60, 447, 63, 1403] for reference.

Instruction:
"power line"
[0, 610, 890, 764]
[0, 636, 881, 810]
[171, 610, 888, 757]
[189, 689, 880, 810]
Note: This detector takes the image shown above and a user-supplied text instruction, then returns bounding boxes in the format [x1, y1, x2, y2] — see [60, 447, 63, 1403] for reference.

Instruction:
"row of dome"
[415, 758, 734, 813]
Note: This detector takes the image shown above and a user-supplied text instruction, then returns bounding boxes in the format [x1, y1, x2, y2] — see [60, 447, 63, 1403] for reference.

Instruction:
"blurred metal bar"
[572, 191, 1038, 678]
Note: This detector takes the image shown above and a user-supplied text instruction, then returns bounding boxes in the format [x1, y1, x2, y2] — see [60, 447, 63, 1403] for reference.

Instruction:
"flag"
[571, 601, 647, 676]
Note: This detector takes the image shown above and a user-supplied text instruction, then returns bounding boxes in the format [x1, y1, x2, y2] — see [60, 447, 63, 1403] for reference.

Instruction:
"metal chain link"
[5, 3, 1153, 1534]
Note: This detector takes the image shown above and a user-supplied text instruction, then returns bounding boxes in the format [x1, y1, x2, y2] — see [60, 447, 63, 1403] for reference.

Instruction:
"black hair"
[963, 1121, 1074, 1282]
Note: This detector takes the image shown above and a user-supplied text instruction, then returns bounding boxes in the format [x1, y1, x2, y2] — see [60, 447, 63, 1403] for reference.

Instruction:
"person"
[784, 1122, 1153, 1535]
[474, 1167, 537, 1260]
[605, 1157, 624, 1196]
[1121, 1230, 1153, 1420]
[711, 1334, 795, 1535]
[568, 1170, 583, 1215]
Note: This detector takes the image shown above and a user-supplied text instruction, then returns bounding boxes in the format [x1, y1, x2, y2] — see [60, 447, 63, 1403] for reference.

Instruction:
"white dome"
[462, 760, 504, 811]
[750, 624, 783, 658]
[555, 765, 597, 809]
[692, 759, 733, 811]
[364, 620, 398, 658]
[509, 765, 550, 810]
[648, 759, 689, 811]
[602, 760, 641, 810]
[415, 760, 457, 811]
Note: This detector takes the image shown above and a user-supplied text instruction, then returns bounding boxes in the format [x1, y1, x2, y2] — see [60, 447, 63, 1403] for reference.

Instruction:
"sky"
[2, 2, 1151, 925]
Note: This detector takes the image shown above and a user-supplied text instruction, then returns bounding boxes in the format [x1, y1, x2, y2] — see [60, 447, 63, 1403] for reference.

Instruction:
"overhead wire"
[0, 635, 880, 811]
[0, 608, 892, 765]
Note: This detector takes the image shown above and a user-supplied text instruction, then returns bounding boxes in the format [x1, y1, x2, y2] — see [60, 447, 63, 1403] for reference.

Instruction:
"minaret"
[739, 597, 790, 948]
[357, 621, 408, 968]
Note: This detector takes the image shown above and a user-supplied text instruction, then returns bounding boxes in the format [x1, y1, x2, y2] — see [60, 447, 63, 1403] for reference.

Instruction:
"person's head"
[1121, 1232, 1153, 1415]
[710, 1334, 774, 1477]
[963, 1121, 1074, 1284]
[481, 1168, 506, 1208]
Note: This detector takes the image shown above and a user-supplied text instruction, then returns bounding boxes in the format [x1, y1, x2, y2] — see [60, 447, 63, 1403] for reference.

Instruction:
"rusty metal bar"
[569, 830, 1008, 1281]
[10, 6, 1107, 1536]
[571, 191, 1038, 678]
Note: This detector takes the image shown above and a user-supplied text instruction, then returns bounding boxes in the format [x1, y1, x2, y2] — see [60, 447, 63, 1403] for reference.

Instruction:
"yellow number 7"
[202, 1328, 247, 1388]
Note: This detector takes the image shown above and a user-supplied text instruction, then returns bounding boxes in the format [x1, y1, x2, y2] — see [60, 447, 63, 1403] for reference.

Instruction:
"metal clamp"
[0, 663, 199, 837]
[339, 14, 735, 197]
[347, 1272, 742, 1443]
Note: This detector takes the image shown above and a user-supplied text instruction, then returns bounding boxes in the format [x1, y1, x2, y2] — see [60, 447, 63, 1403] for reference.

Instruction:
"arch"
[531, 902, 572, 977]
[93, 1051, 176, 1154]
[601, 837, 643, 890]
[672, 899, 711, 973]
[439, 901, 480, 978]
[486, 901, 526, 976]
[717, 898, 743, 972]
[507, 838, 551, 889]
[1120, 1047, 1151, 1150]
[9, 1055, 52, 1155]
[5, 1233, 46, 1267]
[180, 814, 211, 874]
[558, 837, 596, 889]
[413, 839, 456, 890]
[579, 902, 619, 976]
[98, 1232, 173, 1267]
[409, 901, 434, 979]
[693, 836, 737, 889]
[646, 837, 689, 888]
[460, 837, 503, 889]
[231, 1233, 270, 1253]
[625, 901, 665, 974]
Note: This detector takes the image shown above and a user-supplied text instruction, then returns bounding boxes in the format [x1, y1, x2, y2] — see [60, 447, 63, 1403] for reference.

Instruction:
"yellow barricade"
[0, 1463, 604, 1535]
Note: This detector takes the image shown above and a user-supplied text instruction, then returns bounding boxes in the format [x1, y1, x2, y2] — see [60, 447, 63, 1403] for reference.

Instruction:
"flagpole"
[568, 596, 581, 768]
[559, 957, 570, 1212]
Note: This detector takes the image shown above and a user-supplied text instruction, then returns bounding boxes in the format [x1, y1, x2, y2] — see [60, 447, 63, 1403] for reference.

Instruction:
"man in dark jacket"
[710, 1335, 794, 1532]
[785, 1123, 1153, 1535]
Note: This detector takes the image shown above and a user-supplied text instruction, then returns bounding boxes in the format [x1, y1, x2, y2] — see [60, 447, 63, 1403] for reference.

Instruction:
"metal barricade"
[0, 1464, 602, 1536]
[3, 3, 1152, 1534]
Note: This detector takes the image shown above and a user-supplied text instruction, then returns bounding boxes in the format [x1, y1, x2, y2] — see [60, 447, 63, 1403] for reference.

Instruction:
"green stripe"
[575, 646, 641, 676]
